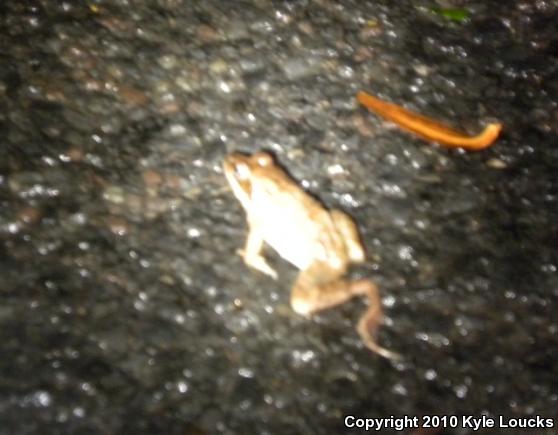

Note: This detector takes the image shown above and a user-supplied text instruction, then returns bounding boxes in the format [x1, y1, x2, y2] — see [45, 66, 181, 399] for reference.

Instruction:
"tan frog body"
[223, 151, 399, 359]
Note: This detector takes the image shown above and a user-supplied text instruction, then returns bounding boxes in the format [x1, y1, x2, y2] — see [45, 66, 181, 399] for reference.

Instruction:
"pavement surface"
[1, 1, 557, 434]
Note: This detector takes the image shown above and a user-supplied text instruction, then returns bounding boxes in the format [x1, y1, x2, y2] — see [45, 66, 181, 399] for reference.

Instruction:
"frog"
[223, 151, 400, 359]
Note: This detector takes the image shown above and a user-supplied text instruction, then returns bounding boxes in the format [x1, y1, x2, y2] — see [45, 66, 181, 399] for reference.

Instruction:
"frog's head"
[223, 151, 273, 207]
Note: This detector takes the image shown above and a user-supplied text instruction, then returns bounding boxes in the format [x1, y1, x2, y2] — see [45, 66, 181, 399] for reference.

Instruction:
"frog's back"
[251, 179, 344, 270]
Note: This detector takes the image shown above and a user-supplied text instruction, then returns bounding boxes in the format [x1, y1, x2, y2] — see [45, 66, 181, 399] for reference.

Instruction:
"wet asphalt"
[1, 1, 557, 434]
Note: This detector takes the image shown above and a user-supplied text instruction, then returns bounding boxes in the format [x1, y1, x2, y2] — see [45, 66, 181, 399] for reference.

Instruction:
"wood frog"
[223, 151, 399, 359]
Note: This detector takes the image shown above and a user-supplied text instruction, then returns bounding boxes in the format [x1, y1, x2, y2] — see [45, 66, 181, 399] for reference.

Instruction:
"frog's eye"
[254, 152, 273, 167]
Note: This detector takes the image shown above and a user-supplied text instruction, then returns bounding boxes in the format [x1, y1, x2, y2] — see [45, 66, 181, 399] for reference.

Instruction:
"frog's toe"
[252, 258, 277, 279]
[243, 254, 278, 279]
[261, 265, 278, 280]
[357, 316, 401, 360]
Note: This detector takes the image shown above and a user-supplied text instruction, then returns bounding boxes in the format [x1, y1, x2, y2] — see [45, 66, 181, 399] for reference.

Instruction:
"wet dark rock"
[280, 56, 324, 81]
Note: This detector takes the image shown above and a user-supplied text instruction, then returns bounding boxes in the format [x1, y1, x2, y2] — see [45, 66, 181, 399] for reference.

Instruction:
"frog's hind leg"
[330, 210, 365, 263]
[289, 262, 355, 315]
[290, 265, 400, 359]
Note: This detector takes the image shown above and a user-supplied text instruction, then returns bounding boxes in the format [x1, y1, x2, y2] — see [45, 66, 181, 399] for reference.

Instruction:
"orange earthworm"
[357, 90, 502, 150]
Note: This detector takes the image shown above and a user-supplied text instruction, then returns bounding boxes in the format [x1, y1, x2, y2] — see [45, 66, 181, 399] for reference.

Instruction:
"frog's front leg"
[239, 223, 278, 279]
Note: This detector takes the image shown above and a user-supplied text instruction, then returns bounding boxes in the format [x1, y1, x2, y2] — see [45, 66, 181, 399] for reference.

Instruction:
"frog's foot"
[357, 315, 402, 360]
[355, 280, 402, 360]
[237, 249, 278, 279]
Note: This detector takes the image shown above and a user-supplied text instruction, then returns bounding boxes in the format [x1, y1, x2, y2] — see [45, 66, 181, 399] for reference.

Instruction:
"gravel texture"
[1, 1, 557, 434]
